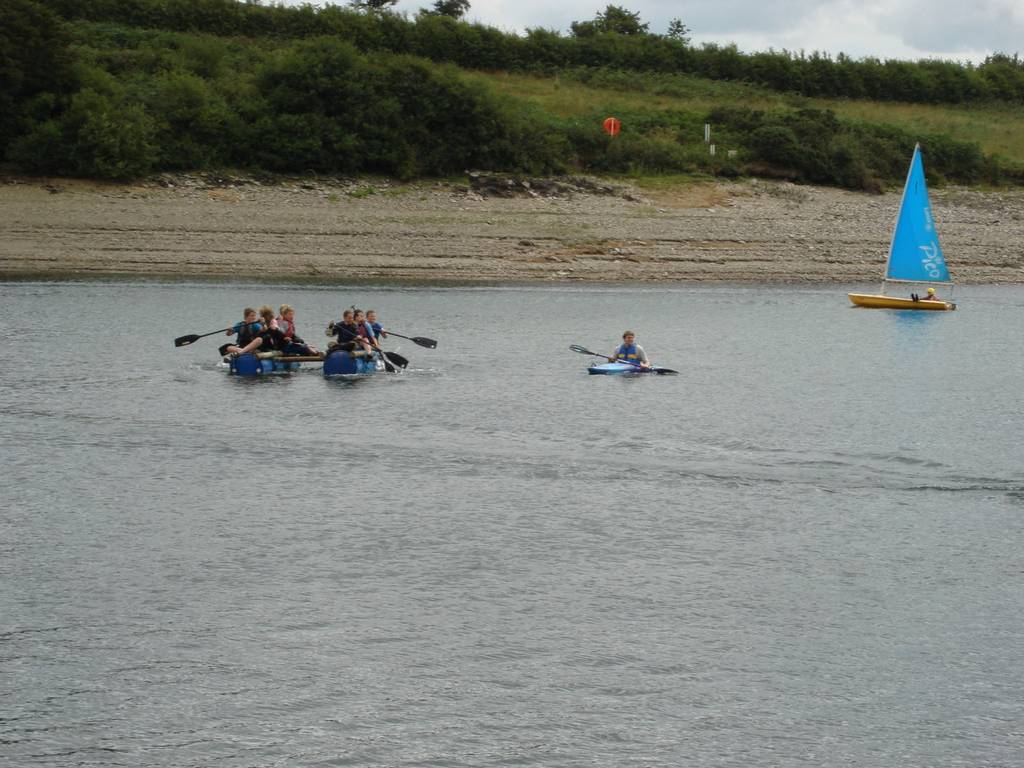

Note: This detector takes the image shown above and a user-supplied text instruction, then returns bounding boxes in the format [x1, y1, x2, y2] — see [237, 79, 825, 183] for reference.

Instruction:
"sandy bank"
[1, 174, 1022, 283]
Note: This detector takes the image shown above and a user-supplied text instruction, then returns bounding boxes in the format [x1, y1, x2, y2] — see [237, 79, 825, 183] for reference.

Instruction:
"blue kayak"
[588, 362, 676, 375]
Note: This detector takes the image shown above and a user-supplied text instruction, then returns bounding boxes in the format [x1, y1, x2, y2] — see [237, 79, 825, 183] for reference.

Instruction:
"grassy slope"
[467, 71, 1024, 166]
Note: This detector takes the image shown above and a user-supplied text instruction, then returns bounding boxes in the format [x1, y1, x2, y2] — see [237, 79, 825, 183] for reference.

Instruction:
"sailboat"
[848, 143, 957, 310]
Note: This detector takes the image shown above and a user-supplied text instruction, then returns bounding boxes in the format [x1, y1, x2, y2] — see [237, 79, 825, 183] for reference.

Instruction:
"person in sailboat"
[612, 331, 651, 369]
[911, 287, 941, 302]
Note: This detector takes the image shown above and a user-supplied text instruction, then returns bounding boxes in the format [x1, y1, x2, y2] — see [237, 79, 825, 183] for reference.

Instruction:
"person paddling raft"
[223, 307, 263, 356]
[276, 304, 319, 356]
[612, 331, 650, 369]
[354, 308, 391, 363]
[366, 309, 385, 339]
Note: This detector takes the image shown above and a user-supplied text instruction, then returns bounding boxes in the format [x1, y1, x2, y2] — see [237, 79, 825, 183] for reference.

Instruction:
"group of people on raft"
[223, 305, 388, 360]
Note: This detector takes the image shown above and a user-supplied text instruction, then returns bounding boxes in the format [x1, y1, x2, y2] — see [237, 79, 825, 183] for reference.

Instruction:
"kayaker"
[326, 309, 373, 356]
[612, 331, 650, 369]
[223, 308, 264, 356]
[277, 304, 319, 356]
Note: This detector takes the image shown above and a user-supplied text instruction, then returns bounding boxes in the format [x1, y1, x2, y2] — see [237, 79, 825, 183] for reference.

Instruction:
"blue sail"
[885, 144, 950, 283]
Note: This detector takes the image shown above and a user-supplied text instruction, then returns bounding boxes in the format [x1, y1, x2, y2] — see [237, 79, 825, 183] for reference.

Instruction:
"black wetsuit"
[220, 321, 262, 356]
[236, 321, 262, 347]
[328, 321, 363, 352]
[257, 325, 287, 352]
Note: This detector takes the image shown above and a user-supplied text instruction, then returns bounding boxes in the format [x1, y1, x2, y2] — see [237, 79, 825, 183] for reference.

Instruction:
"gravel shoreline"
[2, 174, 1022, 283]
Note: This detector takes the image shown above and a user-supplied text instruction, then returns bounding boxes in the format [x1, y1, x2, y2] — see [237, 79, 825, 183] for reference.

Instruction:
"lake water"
[2, 281, 1023, 767]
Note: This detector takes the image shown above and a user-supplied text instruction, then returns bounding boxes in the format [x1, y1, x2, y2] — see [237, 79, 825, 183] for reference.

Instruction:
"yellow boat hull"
[848, 293, 956, 311]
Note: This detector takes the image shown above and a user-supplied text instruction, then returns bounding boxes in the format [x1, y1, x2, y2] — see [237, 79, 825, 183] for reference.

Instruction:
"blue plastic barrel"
[230, 353, 262, 376]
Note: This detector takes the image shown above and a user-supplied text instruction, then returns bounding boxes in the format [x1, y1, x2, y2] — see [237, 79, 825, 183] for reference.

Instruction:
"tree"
[429, 0, 470, 18]
[349, 0, 399, 10]
[0, 0, 74, 156]
[570, 5, 649, 37]
[666, 19, 690, 44]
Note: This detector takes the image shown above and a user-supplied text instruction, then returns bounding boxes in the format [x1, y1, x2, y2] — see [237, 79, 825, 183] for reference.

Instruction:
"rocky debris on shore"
[463, 172, 639, 200]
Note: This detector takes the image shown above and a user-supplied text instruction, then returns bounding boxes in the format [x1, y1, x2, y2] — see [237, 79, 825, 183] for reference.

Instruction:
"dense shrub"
[11, 87, 156, 177]
[710, 106, 986, 189]
[239, 38, 564, 177]
[0, 0, 75, 155]
[144, 70, 239, 168]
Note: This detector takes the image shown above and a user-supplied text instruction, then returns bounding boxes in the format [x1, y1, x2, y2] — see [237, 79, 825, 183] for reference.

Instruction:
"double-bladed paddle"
[384, 331, 437, 349]
[175, 327, 234, 347]
[569, 344, 678, 375]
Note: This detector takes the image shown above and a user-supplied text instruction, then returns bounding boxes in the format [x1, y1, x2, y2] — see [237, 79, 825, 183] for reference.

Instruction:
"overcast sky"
[283, 0, 1023, 63]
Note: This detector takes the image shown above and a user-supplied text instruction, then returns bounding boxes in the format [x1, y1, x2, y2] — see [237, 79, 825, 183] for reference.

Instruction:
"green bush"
[0, 0, 75, 155]
[145, 70, 239, 168]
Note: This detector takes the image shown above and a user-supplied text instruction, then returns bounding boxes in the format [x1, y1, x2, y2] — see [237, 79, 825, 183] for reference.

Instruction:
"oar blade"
[384, 351, 409, 368]
[652, 367, 678, 375]
[175, 326, 233, 348]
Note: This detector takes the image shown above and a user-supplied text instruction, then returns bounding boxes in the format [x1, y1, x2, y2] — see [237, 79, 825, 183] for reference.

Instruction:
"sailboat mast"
[880, 143, 920, 294]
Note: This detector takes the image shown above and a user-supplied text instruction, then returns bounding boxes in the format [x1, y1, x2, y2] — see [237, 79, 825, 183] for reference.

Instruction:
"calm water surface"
[2, 281, 1022, 767]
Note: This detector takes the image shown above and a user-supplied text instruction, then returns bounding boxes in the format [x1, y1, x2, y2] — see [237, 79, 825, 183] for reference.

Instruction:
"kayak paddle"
[570, 344, 614, 361]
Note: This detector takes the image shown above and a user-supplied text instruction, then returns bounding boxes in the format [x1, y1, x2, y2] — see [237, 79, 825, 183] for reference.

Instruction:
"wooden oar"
[384, 331, 437, 349]
[569, 344, 678, 375]
[175, 326, 233, 347]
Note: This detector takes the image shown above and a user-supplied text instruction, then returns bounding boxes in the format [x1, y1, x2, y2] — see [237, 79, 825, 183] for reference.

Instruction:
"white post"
[709, 144, 716, 156]
[704, 123, 710, 143]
